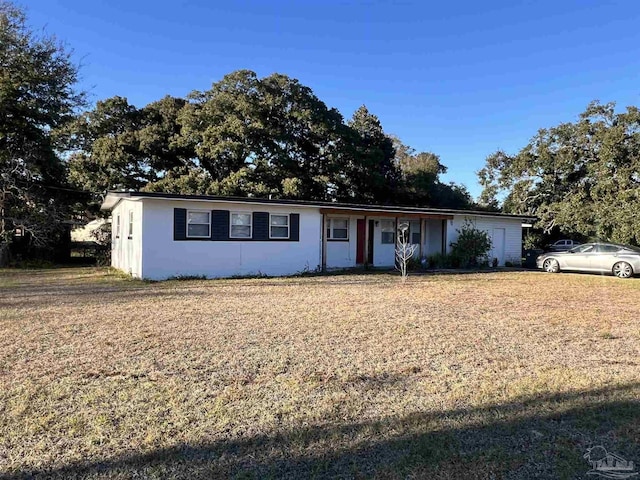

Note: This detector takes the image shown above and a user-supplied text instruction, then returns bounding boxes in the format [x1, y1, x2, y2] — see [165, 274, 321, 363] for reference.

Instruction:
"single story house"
[101, 191, 533, 280]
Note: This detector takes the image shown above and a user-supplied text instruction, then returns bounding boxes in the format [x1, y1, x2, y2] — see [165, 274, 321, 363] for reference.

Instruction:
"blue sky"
[26, 0, 640, 198]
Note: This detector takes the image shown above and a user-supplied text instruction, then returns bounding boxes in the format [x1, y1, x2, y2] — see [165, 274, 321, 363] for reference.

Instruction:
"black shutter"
[253, 212, 269, 241]
[290, 213, 300, 242]
[174, 208, 186, 240]
[211, 210, 230, 241]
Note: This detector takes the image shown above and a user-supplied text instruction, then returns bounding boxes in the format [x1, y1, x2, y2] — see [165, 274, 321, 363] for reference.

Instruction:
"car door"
[590, 244, 620, 272]
[563, 244, 596, 271]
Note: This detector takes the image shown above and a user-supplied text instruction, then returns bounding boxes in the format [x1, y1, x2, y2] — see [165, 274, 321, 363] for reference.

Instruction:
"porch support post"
[321, 214, 327, 272]
[419, 217, 424, 258]
[395, 216, 399, 269]
[441, 219, 447, 255]
[363, 215, 369, 267]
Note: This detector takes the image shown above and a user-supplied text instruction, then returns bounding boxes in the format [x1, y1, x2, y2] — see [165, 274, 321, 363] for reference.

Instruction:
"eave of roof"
[100, 190, 536, 221]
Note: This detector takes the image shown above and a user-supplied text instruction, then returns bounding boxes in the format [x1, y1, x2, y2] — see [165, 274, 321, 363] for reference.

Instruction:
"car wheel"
[543, 258, 560, 273]
[613, 261, 633, 279]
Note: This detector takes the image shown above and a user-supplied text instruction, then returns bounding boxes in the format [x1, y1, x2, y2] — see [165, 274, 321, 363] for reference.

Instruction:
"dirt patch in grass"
[1, 267, 639, 479]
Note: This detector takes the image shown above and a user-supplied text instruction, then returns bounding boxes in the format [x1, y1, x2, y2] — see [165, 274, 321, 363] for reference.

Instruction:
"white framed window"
[128, 210, 134, 238]
[409, 220, 421, 244]
[230, 212, 252, 238]
[381, 220, 395, 244]
[270, 214, 290, 239]
[186, 210, 211, 238]
[327, 218, 348, 240]
[115, 214, 121, 238]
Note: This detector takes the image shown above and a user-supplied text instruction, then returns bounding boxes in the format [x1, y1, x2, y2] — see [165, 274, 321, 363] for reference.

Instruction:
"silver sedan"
[536, 242, 640, 278]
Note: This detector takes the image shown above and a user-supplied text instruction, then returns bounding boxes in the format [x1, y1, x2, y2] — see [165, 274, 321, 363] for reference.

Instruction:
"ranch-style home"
[101, 191, 532, 280]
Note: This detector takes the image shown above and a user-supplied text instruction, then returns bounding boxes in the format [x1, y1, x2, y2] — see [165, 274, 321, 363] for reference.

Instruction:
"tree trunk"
[0, 191, 8, 266]
[0, 243, 9, 267]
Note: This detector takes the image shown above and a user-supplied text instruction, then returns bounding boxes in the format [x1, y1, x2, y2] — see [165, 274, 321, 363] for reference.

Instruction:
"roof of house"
[101, 190, 536, 221]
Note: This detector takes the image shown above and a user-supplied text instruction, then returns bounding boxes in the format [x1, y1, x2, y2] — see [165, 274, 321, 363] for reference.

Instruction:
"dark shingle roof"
[101, 190, 535, 221]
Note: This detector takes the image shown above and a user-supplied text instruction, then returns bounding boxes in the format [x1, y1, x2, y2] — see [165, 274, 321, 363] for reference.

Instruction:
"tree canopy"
[175, 70, 348, 200]
[478, 101, 640, 245]
[66, 95, 191, 208]
[393, 137, 472, 209]
[68, 69, 473, 211]
[0, 1, 85, 259]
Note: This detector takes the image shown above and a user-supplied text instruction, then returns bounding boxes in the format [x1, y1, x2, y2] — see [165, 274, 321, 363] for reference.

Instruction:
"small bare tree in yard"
[395, 222, 417, 281]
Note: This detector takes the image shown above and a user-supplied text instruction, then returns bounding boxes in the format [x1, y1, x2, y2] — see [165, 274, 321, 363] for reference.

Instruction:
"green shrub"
[95, 248, 111, 266]
[426, 252, 454, 269]
[523, 232, 543, 250]
[449, 220, 492, 269]
[406, 256, 423, 271]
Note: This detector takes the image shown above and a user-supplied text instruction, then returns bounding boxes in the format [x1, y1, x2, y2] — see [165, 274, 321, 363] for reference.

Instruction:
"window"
[270, 214, 290, 239]
[571, 244, 595, 253]
[128, 211, 134, 238]
[115, 215, 121, 238]
[410, 220, 421, 244]
[597, 244, 621, 253]
[231, 213, 252, 238]
[327, 218, 348, 240]
[381, 220, 395, 244]
[187, 210, 211, 238]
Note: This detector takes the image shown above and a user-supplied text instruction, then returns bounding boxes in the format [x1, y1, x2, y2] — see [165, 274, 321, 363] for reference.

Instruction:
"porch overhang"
[319, 208, 453, 220]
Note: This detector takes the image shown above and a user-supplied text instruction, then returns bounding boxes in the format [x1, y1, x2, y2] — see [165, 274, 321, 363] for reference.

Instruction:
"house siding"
[108, 195, 527, 279]
[139, 199, 321, 280]
[325, 216, 358, 269]
[372, 218, 396, 267]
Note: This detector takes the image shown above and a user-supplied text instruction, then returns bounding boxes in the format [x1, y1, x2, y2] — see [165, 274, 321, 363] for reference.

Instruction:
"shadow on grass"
[5, 383, 639, 479]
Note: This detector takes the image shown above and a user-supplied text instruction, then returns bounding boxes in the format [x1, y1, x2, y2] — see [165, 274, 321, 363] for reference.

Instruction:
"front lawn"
[1, 268, 639, 479]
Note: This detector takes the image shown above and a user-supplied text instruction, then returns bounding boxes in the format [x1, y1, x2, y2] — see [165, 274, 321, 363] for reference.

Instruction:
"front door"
[368, 220, 375, 265]
[356, 219, 366, 264]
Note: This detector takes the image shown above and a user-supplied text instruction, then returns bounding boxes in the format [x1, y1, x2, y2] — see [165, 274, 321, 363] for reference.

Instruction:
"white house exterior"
[101, 192, 532, 280]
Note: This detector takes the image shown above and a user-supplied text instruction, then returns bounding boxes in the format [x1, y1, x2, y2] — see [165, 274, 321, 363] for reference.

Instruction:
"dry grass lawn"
[1, 267, 639, 479]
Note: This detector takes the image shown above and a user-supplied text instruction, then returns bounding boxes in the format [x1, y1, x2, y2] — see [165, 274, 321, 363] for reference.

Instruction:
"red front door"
[356, 219, 365, 264]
